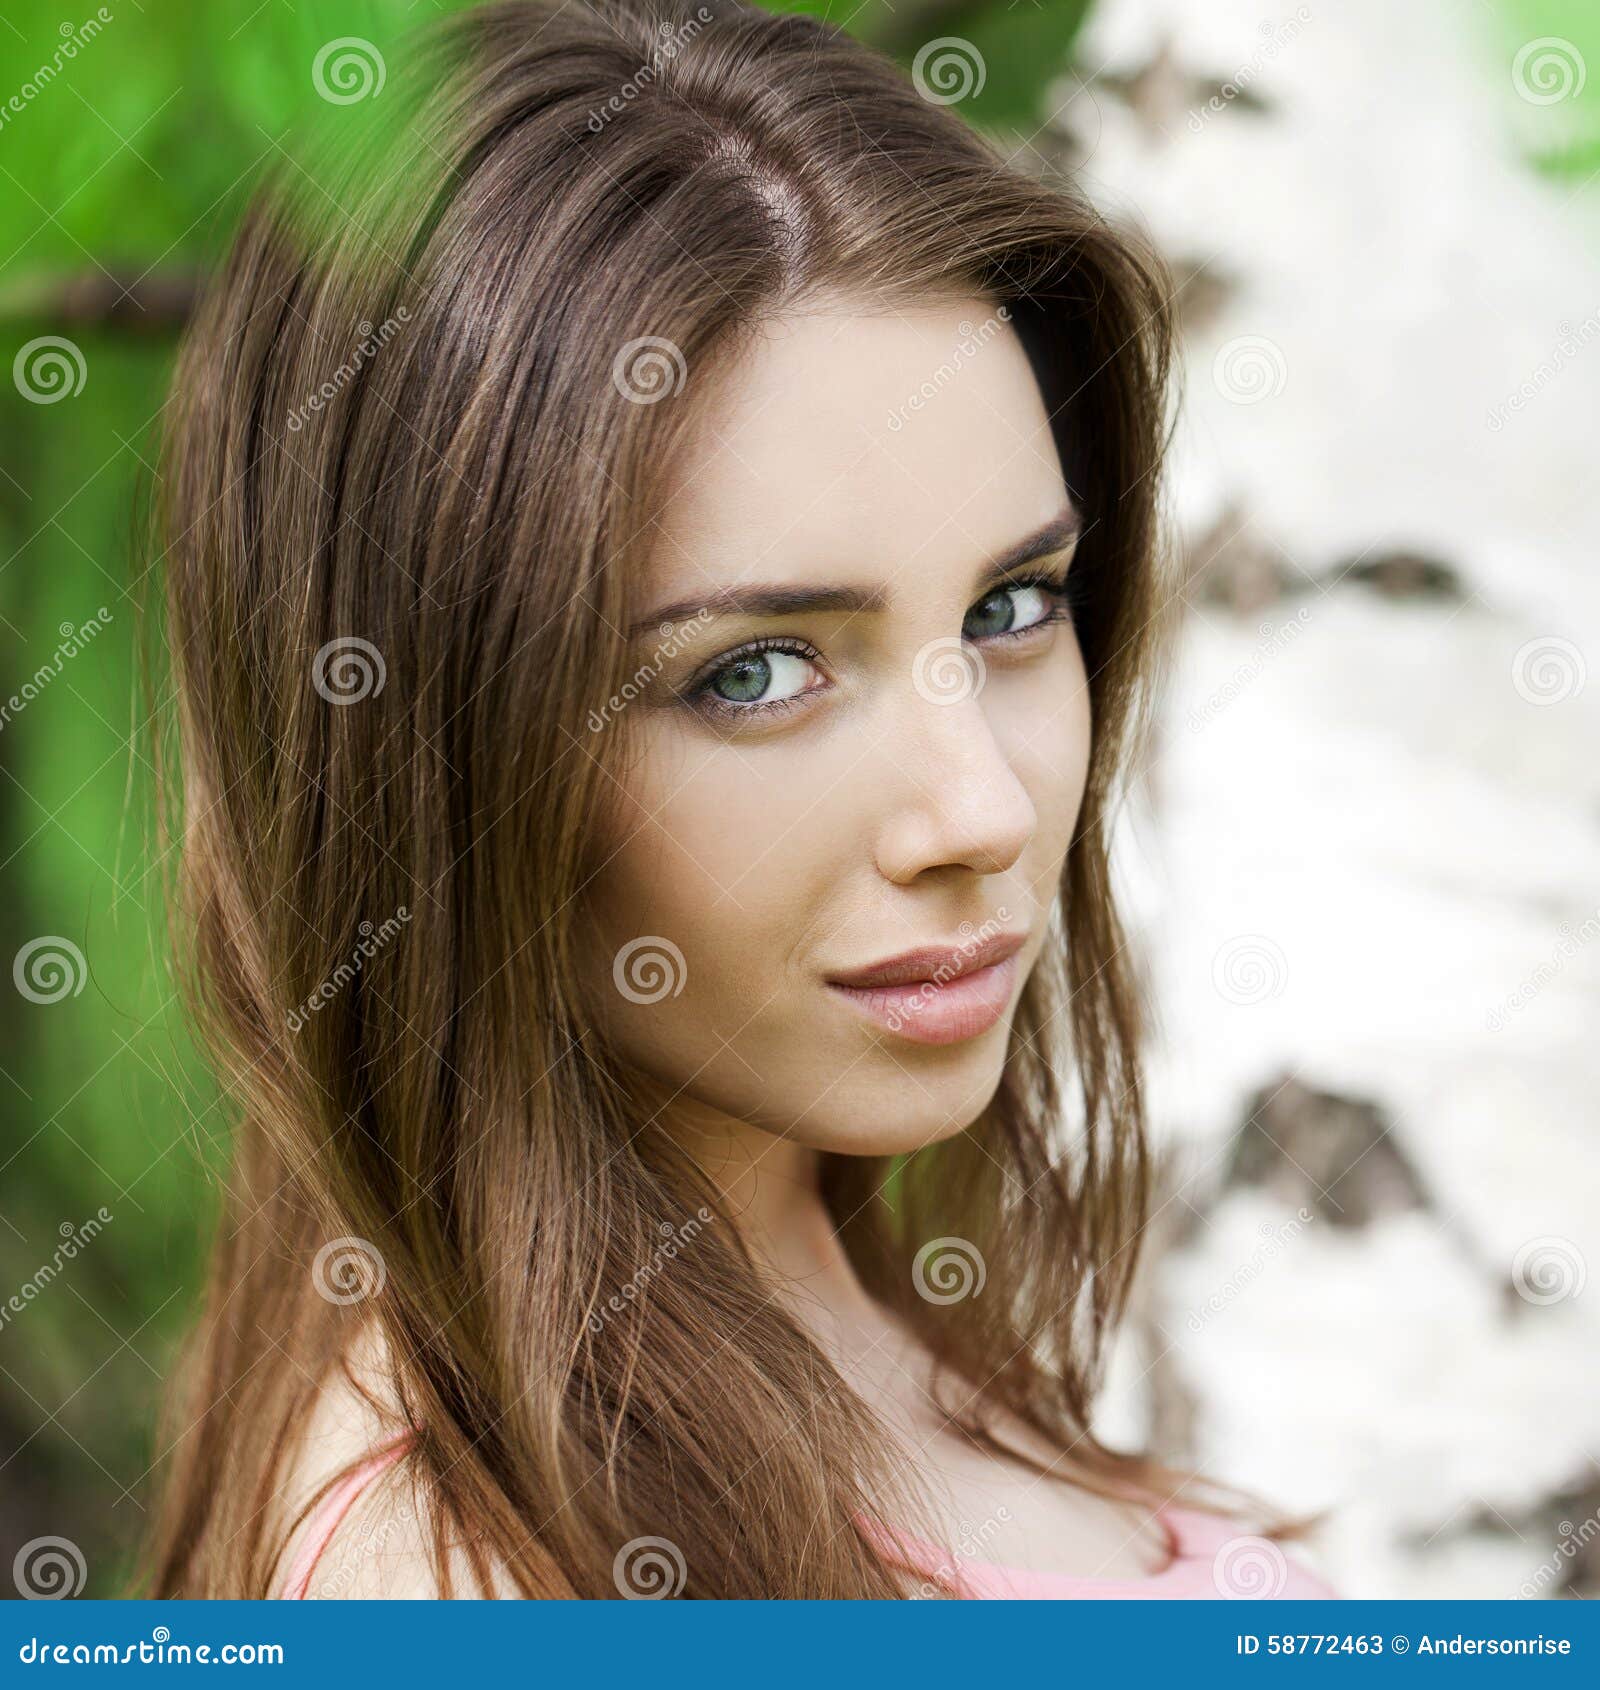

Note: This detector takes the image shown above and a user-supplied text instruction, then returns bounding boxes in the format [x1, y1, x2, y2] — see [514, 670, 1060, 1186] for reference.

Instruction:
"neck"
[640, 1080, 887, 1357]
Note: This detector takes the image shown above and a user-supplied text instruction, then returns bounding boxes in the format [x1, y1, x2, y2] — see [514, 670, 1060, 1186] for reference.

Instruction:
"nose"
[871, 670, 1037, 884]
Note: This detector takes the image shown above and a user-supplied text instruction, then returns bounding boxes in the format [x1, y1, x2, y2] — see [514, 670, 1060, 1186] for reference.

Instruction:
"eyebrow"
[629, 506, 1080, 638]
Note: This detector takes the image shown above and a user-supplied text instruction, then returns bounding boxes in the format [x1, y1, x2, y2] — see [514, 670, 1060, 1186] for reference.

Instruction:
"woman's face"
[579, 295, 1091, 1155]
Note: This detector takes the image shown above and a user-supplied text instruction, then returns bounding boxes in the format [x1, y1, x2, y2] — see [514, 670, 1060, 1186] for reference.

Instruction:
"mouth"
[824, 930, 1027, 1047]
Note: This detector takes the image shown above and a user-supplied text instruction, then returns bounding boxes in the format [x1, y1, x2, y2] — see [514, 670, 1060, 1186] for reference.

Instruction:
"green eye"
[963, 582, 1055, 641]
[706, 648, 815, 706]
[687, 639, 825, 721]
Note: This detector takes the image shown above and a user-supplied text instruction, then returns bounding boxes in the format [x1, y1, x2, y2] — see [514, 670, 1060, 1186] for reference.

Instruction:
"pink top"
[856, 1506, 1339, 1599]
[279, 1435, 416, 1600]
[278, 1435, 1338, 1599]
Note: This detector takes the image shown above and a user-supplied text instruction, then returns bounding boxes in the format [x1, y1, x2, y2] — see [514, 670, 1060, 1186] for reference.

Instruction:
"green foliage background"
[0, 0, 1590, 1597]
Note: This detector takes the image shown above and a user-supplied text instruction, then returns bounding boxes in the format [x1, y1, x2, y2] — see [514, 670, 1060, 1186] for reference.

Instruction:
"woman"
[142, 0, 1337, 1599]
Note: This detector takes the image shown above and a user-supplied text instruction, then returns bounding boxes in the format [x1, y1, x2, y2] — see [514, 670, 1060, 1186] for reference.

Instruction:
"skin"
[274, 296, 1171, 1592]
[572, 294, 1174, 1582]
[581, 293, 1087, 1150]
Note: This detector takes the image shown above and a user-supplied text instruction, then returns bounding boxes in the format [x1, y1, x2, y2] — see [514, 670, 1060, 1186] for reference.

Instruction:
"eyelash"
[682, 568, 1083, 725]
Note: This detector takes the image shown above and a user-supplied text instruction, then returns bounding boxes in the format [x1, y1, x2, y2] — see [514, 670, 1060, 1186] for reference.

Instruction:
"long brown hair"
[140, 0, 1306, 1598]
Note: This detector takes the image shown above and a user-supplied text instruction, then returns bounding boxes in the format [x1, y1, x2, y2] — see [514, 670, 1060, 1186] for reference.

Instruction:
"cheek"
[580, 719, 838, 1053]
[995, 639, 1094, 871]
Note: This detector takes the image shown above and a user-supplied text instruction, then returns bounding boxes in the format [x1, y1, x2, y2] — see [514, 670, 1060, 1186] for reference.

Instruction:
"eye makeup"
[677, 557, 1083, 727]
[681, 634, 829, 725]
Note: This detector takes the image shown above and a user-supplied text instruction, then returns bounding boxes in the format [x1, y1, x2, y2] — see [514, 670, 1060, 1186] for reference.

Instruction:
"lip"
[824, 930, 1027, 1047]
[825, 930, 1027, 991]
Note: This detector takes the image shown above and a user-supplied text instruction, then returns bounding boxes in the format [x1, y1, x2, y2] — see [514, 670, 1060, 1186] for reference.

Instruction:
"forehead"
[645, 298, 1068, 603]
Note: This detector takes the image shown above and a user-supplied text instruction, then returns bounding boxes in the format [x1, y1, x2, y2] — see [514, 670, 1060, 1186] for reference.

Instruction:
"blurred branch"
[0, 269, 199, 337]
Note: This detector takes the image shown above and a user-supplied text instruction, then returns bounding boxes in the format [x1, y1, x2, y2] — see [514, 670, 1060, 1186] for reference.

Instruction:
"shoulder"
[270, 1325, 519, 1599]
[1164, 1505, 1341, 1599]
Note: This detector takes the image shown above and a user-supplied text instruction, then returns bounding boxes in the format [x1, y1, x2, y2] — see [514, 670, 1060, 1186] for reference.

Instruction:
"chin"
[777, 1039, 1013, 1158]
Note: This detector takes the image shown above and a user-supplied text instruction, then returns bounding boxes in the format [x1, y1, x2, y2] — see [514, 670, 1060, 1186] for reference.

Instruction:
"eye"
[686, 637, 825, 721]
[962, 577, 1070, 642]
